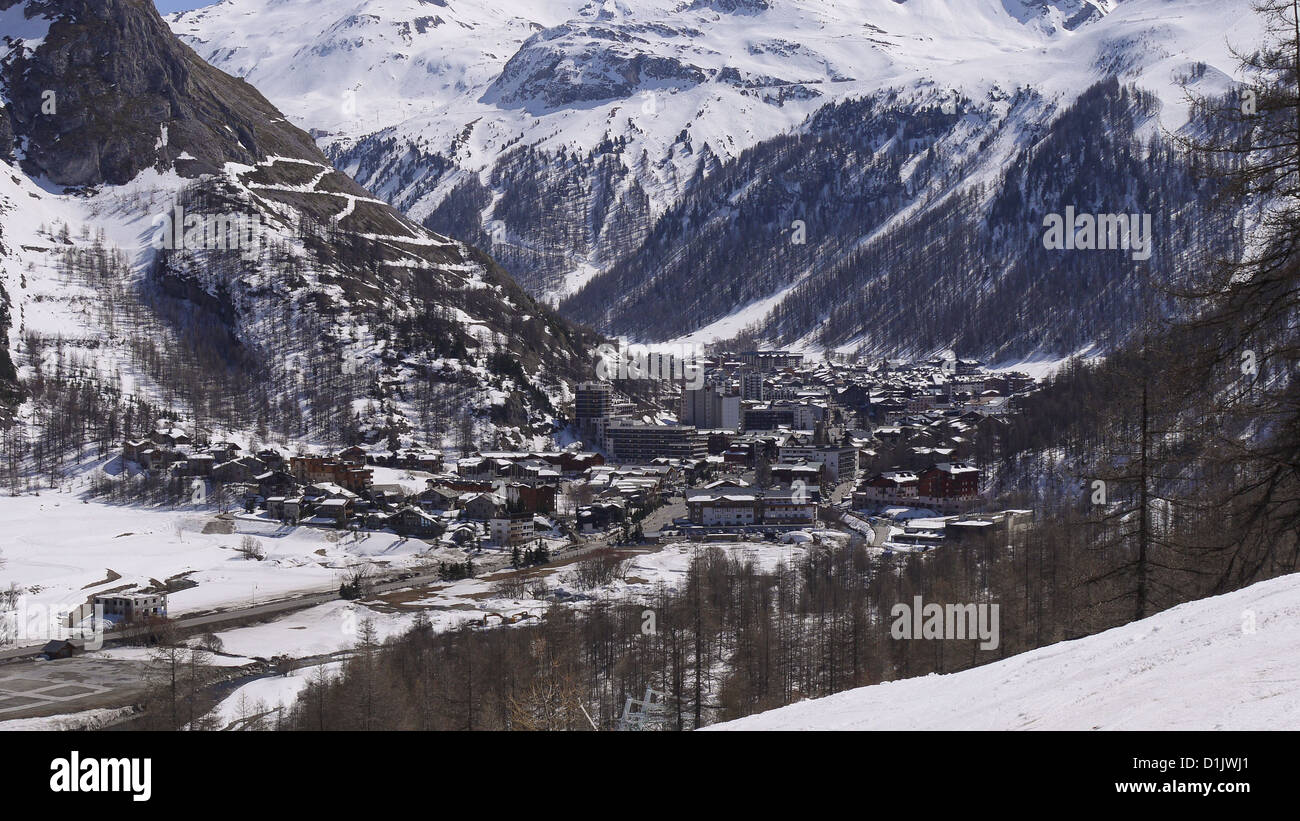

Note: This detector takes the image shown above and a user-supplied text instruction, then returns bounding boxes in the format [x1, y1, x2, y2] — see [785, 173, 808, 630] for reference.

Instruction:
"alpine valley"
[0, 0, 1297, 741]
[172, 0, 1261, 358]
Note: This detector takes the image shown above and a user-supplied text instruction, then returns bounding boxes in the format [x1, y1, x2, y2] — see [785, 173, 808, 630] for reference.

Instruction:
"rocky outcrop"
[0, 0, 328, 187]
[0, 0, 605, 443]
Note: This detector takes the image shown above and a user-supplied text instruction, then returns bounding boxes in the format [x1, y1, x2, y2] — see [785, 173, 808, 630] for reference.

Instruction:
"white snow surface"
[205, 662, 345, 729]
[0, 492, 437, 621]
[172, 0, 1256, 163]
[711, 572, 1300, 730]
[168, 0, 1266, 311]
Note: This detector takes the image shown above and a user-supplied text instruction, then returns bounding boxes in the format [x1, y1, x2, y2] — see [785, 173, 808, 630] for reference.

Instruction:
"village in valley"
[0, 343, 1046, 725]
[108, 349, 1041, 573]
[4, 0, 1299, 747]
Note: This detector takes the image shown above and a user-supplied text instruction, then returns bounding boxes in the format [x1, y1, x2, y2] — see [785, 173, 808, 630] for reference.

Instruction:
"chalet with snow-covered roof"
[393, 506, 444, 539]
[460, 492, 504, 521]
[918, 462, 980, 500]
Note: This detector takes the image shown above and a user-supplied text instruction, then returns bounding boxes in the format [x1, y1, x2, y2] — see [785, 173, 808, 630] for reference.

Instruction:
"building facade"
[605, 423, 707, 462]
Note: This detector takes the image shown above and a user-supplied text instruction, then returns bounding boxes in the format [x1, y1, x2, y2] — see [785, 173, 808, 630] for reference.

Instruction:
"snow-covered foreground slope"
[711, 573, 1300, 730]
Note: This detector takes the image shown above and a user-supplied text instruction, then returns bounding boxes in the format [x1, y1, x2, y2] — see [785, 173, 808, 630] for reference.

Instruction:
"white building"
[778, 443, 859, 481]
[489, 514, 535, 547]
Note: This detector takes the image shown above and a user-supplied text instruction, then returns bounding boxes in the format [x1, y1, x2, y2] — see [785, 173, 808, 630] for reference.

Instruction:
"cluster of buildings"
[446, 450, 698, 535]
[579, 350, 1030, 449]
[119, 430, 564, 549]
[574, 349, 1034, 493]
[113, 353, 1037, 552]
[853, 462, 982, 515]
[685, 478, 820, 533]
[256, 451, 569, 549]
[568, 351, 1047, 536]
[876, 510, 1034, 553]
[122, 429, 281, 484]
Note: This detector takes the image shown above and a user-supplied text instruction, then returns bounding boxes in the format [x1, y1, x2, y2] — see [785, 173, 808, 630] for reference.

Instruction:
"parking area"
[0, 657, 148, 719]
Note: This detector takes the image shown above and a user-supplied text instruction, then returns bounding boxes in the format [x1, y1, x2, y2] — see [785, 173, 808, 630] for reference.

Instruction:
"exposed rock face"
[484, 22, 711, 110]
[0, 109, 12, 161]
[1, 0, 327, 187]
[1002, 0, 1116, 32]
[688, 0, 771, 13]
[0, 0, 605, 441]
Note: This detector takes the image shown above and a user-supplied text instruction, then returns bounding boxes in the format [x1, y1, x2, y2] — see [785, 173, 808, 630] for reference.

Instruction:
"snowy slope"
[711, 573, 1300, 730]
[173, 0, 1152, 166]
[0, 163, 193, 405]
[170, 0, 1088, 215]
[169, 0, 575, 148]
[0, 0, 602, 451]
[170, 0, 1262, 311]
[0, 493, 412, 619]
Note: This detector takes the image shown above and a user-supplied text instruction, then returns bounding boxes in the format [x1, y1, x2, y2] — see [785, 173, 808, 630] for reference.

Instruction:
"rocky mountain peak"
[1, 0, 323, 187]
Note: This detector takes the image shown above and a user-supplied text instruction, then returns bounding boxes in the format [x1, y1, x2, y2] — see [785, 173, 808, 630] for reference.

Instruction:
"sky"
[154, 1, 216, 14]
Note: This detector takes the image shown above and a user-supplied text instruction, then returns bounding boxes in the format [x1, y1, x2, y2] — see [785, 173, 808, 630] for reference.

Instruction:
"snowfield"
[205, 662, 345, 730]
[205, 600, 410, 659]
[169, 0, 1267, 310]
[0, 706, 136, 732]
[711, 572, 1300, 731]
[0, 491, 438, 620]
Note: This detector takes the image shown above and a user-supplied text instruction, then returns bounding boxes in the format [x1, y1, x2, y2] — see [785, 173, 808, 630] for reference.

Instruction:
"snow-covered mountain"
[172, 0, 1137, 177]
[710, 571, 1300, 730]
[0, 0, 600, 453]
[170, 0, 1261, 357]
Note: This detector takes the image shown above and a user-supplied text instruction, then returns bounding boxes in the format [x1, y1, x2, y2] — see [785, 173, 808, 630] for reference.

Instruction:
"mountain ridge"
[0, 0, 602, 456]
[168, 0, 1257, 361]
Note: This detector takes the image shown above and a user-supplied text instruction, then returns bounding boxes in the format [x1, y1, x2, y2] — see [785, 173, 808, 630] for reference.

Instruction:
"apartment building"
[682, 386, 743, 431]
[778, 442, 860, 481]
[605, 423, 707, 462]
[490, 512, 536, 547]
[686, 488, 818, 527]
[575, 381, 614, 436]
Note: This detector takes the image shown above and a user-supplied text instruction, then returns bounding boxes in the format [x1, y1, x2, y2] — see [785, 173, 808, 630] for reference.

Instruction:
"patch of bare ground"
[81, 568, 122, 589]
[202, 517, 235, 535]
